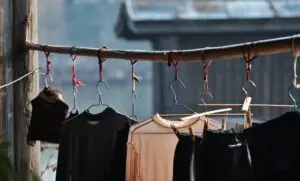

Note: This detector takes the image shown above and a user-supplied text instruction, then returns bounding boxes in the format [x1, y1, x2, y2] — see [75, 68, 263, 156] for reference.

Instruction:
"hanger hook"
[86, 80, 110, 112]
[86, 50, 110, 112]
[96, 80, 109, 105]
[170, 79, 185, 105]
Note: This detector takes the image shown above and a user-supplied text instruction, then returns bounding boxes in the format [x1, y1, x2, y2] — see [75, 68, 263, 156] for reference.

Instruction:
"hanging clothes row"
[171, 110, 300, 181]
[26, 48, 300, 181]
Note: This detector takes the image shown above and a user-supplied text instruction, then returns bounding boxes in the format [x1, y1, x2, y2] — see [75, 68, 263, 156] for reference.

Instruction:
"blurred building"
[115, 0, 300, 120]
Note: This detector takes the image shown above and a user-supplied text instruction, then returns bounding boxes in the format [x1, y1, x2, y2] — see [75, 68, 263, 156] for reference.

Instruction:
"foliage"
[0, 142, 42, 181]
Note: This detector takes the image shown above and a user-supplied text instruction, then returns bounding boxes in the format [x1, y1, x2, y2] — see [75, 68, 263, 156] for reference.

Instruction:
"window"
[38, 0, 153, 180]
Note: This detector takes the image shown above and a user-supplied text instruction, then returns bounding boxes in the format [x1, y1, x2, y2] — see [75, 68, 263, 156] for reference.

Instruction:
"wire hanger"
[129, 58, 141, 121]
[87, 47, 110, 112]
[197, 50, 294, 109]
[200, 60, 213, 113]
[196, 59, 233, 117]
[164, 54, 196, 114]
[181, 57, 233, 121]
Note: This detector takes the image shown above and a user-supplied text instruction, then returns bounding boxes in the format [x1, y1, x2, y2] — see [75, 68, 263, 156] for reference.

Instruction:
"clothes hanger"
[86, 80, 110, 112]
[80, 49, 132, 125]
[66, 48, 113, 123]
[129, 60, 206, 140]
[198, 52, 293, 112]
[192, 54, 257, 126]
[164, 77, 196, 114]
[180, 59, 234, 121]
[68, 47, 84, 116]
[130, 57, 229, 138]
[161, 59, 197, 116]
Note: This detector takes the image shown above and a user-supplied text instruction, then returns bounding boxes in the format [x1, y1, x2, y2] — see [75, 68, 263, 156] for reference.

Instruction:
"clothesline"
[25, 34, 300, 62]
[0, 67, 40, 90]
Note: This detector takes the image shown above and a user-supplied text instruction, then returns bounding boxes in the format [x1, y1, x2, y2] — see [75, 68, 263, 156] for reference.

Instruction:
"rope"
[0, 67, 39, 90]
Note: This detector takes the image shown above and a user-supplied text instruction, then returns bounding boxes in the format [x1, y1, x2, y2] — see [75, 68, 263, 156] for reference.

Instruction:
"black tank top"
[27, 88, 69, 144]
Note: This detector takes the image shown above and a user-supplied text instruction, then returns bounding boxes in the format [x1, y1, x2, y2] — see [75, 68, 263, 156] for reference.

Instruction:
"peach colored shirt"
[126, 113, 221, 181]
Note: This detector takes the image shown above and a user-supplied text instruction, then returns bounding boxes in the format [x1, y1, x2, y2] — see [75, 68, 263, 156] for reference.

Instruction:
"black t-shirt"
[243, 111, 300, 181]
[55, 107, 137, 181]
[198, 127, 253, 181]
[27, 88, 69, 144]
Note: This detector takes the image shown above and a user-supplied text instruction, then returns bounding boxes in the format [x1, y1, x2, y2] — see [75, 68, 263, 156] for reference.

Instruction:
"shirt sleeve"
[55, 124, 70, 181]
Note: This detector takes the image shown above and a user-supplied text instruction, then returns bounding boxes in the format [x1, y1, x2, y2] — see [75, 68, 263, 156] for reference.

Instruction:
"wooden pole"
[0, 0, 5, 143]
[12, 0, 40, 180]
[25, 34, 300, 62]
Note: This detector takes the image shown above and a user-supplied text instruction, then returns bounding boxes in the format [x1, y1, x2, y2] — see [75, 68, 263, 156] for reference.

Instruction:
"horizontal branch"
[25, 34, 300, 62]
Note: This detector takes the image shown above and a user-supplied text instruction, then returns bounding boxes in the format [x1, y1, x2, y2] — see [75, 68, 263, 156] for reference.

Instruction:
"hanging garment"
[172, 133, 202, 181]
[27, 87, 69, 144]
[126, 113, 221, 181]
[243, 111, 300, 181]
[196, 126, 253, 181]
[55, 107, 137, 181]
